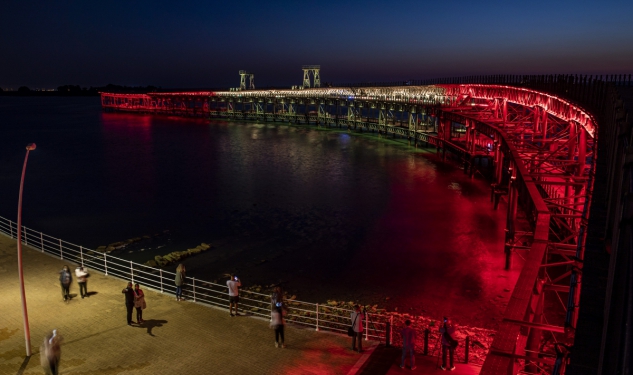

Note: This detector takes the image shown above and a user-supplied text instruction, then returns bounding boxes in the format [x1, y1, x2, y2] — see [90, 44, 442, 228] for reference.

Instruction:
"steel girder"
[434, 85, 596, 374]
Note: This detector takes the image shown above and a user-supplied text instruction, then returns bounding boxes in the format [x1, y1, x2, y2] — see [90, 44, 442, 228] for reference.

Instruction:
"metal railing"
[0, 215, 388, 342]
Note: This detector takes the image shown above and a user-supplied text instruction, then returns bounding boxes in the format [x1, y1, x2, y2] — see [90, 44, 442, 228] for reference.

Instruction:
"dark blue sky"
[1, 0, 632, 89]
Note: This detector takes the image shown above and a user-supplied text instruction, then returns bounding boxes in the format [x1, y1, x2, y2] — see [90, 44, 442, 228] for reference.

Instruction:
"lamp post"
[17, 143, 36, 357]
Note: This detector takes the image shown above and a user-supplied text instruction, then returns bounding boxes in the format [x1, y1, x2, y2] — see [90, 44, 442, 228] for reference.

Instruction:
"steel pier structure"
[101, 77, 621, 374]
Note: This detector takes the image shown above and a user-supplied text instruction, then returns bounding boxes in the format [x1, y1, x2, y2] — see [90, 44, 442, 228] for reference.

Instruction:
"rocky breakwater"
[95, 237, 147, 253]
[146, 243, 212, 268]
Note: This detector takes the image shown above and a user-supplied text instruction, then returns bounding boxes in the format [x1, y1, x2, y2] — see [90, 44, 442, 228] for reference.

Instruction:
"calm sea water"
[0, 96, 519, 327]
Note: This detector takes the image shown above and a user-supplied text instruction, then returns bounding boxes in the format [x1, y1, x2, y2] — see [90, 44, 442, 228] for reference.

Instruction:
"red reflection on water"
[351, 155, 521, 328]
[100, 112, 157, 208]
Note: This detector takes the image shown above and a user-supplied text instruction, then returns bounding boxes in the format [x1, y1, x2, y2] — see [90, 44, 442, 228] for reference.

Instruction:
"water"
[0, 96, 519, 328]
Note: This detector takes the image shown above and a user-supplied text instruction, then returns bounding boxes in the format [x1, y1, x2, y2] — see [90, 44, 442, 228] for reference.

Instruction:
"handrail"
[0, 215, 389, 341]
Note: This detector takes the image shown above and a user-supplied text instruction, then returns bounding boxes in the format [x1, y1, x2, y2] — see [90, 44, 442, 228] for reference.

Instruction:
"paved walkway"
[355, 345, 480, 375]
[0, 234, 375, 375]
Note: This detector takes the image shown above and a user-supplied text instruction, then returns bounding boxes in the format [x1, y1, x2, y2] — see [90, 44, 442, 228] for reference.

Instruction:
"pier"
[98, 74, 629, 373]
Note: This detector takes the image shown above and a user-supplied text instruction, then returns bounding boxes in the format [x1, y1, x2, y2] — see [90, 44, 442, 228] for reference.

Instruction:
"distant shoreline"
[0, 91, 99, 97]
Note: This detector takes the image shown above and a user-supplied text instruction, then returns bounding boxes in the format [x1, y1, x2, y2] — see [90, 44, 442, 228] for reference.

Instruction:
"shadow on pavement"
[139, 319, 168, 337]
[85, 291, 99, 297]
[16, 355, 30, 375]
[358, 345, 399, 375]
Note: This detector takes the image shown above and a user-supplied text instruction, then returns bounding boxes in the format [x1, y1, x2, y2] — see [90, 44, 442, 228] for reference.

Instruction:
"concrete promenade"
[0, 234, 374, 374]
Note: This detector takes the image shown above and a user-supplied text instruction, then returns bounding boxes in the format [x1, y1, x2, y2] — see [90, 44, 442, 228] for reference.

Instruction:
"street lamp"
[17, 143, 36, 357]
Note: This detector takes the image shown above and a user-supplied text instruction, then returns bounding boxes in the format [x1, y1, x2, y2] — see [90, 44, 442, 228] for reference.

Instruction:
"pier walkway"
[0, 234, 377, 375]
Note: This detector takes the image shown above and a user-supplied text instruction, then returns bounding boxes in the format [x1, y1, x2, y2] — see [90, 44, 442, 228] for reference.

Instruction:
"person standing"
[270, 301, 286, 348]
[40, 329, 62, 375]
[175, 264, 186, 301]
[439, 316, 457, 371]
[59, 265, 72, 303]
[122, 282, 135, 325]
[133, 283, 146, 324]
[227, 274, 241, 316]
[400, 319, 417, 370]
[350, 305, 364, 352]
[75, 266, 89, 298]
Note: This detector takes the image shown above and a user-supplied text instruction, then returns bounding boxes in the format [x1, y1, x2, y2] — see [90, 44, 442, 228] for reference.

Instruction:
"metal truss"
[435, 84, 596, 374]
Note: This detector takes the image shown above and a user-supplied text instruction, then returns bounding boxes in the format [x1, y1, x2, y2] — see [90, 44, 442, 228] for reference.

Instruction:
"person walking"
[59, 265, 72, 303]
[40, 329, 62, 375]
[439, 316, 457, 371]
[227, 273, 241, 316]
[400, 319, 417, 370]
[270, 301, 286, 348]
[350, 304, 365, 352]
[75, 266, 89, 298]
[175, 264, 186, 301]
[133, 283, 146, 324]
[122, 282, 135, 325]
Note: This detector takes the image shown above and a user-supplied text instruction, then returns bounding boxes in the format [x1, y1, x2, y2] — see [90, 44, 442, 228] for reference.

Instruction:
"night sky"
[1, 0, 632, 89]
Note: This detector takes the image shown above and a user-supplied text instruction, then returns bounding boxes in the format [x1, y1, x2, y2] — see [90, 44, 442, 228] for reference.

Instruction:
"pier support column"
[525, 279, 545, 374]
[504, 164, 517, 270]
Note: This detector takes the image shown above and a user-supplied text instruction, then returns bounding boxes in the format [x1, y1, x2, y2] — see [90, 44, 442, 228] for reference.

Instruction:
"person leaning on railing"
[175, 264, 186, 301]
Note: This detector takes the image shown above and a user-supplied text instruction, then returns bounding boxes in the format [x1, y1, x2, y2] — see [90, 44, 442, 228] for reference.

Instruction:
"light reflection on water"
[0, 97, 518, 328]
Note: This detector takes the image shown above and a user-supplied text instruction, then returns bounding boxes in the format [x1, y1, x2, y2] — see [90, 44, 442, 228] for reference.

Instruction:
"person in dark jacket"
[122, 282, 135, 325]
[439, 316, 457, 371]
[59, 265, 72, 303]
[400, 319, 417, 370]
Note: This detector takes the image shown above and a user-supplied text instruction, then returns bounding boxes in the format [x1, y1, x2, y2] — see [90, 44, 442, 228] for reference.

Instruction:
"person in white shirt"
[350, 305, 365, 352]
[227, 274, 241, 316]
[75, 266, 89, 299]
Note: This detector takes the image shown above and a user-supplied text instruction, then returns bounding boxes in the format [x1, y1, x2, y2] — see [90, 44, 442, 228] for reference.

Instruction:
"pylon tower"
[239, 70, 255, 90]
[302, 65, 320, 88]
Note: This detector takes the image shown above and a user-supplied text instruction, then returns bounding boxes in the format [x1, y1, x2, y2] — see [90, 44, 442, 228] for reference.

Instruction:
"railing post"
[465, 335, 470, 364]
[59, 239, 63, 259]
[365, 312, 369, 341]
[315, 303, 320, 331]
[386, 317, 392, 347]
[130, 260, 134, 283]
[24, 227, 28, 246]
[424, 328, 429, 355]
[389, 315, 393, 346]
[40, 232, 44, 252]
[80, 246, 84, 267]
[104, 253, 108, 275]
[192, 277, 196, 302]
[160, 269, 163, 292]
[9, 221, 13, 238]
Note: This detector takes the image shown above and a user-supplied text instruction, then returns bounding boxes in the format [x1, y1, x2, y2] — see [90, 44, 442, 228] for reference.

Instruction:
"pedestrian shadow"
[86, 291, 99, 297]
[139, 319, 168, 337]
